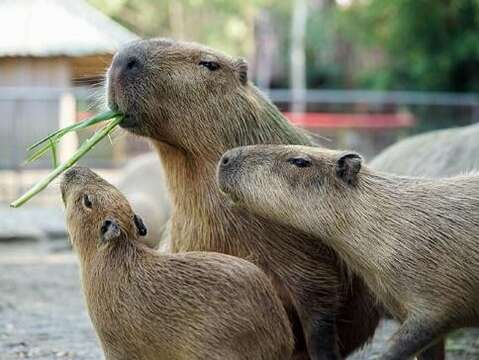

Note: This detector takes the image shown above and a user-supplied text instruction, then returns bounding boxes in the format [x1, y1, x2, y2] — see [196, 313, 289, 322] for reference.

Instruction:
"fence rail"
[2, 87, 479, 106]
[267, 89, 479, 107]
[1, 86, 479, 203]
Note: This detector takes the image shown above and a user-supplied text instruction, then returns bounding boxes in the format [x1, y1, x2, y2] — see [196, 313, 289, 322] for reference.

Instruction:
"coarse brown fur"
[61, 166, 294, 360]
[217, 144, 479, 359]
[370, 123, 479, 177]
[107, 38, 380, 359]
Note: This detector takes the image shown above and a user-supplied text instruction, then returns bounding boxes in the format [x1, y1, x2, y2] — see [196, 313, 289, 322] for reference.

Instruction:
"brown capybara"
[369, 122, 479, 357]
[61, 166, 293, 360]
[371, 123, 479, 177]
[217, 144, 479, 360]
[107, 38, 380, 359]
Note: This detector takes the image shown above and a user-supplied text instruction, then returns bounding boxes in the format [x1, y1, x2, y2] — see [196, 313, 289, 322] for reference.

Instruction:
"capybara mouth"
[223, 190, 242, 206]
[119, 114, 140, 129]
[217, 171, 243, 205]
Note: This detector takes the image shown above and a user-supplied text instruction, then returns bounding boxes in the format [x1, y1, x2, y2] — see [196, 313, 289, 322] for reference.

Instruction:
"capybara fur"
[61, 166, 294, 360]
[117, 152, 171, 249]
[217, 144, 479, 360]
[107, 38, 380, 359]
[369, 123, 479, 359]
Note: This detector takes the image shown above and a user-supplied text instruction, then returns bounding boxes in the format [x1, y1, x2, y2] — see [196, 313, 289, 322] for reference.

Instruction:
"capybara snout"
[61, 166, 107, 195]
[61, 166, 98, 205]
[217, 147, 244, 196]
[107, 39, 173, 117]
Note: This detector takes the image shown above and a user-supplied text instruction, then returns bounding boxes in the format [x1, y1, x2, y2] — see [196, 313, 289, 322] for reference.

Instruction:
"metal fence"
[1, 87, 479, 203]
[268, 89, 479, 158]
[0, 86, 147, 203]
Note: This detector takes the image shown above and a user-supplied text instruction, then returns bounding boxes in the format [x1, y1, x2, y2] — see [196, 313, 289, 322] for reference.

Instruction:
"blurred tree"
[89, 0, 295, 86]
[88, 0, 284, 58]
[89, 0, 479, 92]
[338, 0, 479, 92]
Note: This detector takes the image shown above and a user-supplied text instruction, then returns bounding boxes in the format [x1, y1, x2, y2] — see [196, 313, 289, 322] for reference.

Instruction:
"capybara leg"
[417, 338, 445, 360]
[307, 313, 341, 360]
[381, 317, 445, 360]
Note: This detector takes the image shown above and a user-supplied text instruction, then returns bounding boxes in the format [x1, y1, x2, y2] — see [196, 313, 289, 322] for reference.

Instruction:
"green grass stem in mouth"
[28, 110, 120, 152]
[10, 114, 123, 208]
[25, 110, 121, 165]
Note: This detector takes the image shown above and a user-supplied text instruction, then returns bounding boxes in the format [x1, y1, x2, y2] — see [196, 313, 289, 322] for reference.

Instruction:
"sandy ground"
[0, 239, 478, 360]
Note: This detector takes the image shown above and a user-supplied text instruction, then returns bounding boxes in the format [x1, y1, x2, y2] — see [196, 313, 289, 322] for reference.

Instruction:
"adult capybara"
[371, 123, 479, 177]
[61, 165, 293, 360]
[370, 121, 479, 359]
[107, 38, 379, 359]
[217, 144, 479, 360]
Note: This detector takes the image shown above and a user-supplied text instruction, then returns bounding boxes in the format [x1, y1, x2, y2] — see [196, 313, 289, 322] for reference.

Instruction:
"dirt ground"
[1, 239, 478, 360]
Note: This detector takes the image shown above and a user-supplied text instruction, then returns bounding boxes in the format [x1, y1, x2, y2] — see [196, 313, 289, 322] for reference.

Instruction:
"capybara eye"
[287, 157, 312, 168]
[199, 61, 220, 71]
[83, 194, 93, 209]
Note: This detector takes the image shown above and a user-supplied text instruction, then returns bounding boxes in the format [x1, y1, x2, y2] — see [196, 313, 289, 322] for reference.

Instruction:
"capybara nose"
[61, 166, 82, 199]
[109, 43, 146, 87]
[62, 166, 93, 185]
[221, 155, 231, 167]
[110, 52, 143, 80]
[219, 148, 242, 170]
[63, 166, 80, 181]
[108, 43, 146, 111]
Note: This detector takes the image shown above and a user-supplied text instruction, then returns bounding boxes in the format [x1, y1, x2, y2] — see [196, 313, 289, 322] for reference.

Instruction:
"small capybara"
[107, 38, 380, 359]
[217, 144, 479, 360]
[61, 166, 293, 360]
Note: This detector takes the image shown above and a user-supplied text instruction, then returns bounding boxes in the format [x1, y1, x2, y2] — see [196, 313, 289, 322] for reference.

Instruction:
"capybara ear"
[134, 214, 148, 237]
[235, 58, 248, 85]
[100, 218, 121, 242]
[336, 152, 362, 185]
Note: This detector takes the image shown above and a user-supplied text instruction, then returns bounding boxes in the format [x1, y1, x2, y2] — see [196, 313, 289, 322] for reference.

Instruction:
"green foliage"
[89, 0, 479, 92]
[88, 0, 273, 56]
[306, 4, 350, 88]
[338, 0, 479, 91]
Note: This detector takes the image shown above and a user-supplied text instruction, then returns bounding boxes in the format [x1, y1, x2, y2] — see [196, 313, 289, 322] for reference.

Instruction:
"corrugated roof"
[0, 0, 139, 57]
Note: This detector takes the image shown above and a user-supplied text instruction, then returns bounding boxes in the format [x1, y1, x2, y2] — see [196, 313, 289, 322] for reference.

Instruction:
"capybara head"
[216, 145, 363, 235]
[61, 166, 147, 250]
[107, 38, 249, 146]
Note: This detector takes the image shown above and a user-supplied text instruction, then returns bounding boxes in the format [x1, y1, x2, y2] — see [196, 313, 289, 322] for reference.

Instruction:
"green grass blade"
[10, 117, 122, 208]
[28, 110, 120, 151]
[49, 138, 58, 168]
[24, 140, 57, 164]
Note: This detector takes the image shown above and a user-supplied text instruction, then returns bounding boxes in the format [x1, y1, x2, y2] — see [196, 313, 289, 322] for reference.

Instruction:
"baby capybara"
[217, 145, 479, 360]
[61, 165, 293, 360]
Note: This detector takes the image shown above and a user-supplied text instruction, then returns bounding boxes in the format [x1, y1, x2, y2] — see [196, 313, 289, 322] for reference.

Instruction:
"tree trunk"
[290, 0, 308, 120]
